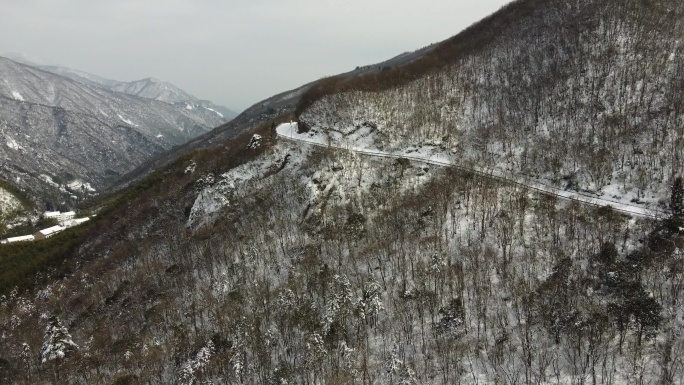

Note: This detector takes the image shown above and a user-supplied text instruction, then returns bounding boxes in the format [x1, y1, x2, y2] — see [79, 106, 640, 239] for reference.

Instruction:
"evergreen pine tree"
[40, 315, 78, 382]
[41, 315, 78, 363]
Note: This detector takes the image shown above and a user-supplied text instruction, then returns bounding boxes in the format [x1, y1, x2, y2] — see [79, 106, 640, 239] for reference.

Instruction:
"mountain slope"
[0, 57, 225, 206]
[29, 64, 238, 121]
[3, 0, 684, 384]
[298, 0, 684, 212]
[109, 77, 236, 120]
[36, 65, 122, 89]
[110, 77, 198, 104]
[109, 40, 437, 191]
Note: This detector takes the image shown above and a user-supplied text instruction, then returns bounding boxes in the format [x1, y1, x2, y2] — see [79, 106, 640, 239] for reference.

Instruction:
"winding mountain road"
[276, 122, 664, 220]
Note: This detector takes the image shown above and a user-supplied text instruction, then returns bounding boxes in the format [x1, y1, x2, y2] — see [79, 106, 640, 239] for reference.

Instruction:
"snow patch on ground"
[246, 134, 262, 149]
[11, 91, 24, 101]
[39, 175, 60, 188]
[117, 114, 138, 127]
[188, 146, 304, 228]
[188, 185, 230, 228]
[184, 161, 197, 174]
[0, 188, 23, 215]
[203, 107, 224, 118]
[67, 180, 96, 192]
[6, 138, 21, 151]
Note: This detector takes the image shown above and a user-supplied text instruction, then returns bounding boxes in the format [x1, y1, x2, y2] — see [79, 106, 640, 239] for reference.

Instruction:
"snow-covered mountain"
[110, 77, 198, 104]
[3, 52, 238, 120]
[109, 77, 236, 120]
[4, 0, 684, 384]
[0, 56, 226, 206]
[37, 65, 122, 89]
[298, 0, 684, 213]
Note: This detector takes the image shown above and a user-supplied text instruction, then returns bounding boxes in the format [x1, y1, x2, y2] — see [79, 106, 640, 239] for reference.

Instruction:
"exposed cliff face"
[0, 57, 226, 206]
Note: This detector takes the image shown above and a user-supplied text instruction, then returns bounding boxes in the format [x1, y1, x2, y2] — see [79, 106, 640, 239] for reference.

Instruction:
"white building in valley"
[62, 217, 90, 228]
[0, 235, 35, 244]
[0, 212, 91, 245]
[43, 211, 76, 223]
[34, 225, 64, 240]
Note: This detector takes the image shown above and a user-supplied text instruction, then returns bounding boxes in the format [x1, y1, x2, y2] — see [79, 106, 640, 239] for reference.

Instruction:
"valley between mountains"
[0, 56, 233, 230]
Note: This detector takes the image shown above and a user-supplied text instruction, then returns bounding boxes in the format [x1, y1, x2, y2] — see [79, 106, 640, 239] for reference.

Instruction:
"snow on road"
[276, 122, 663, 219]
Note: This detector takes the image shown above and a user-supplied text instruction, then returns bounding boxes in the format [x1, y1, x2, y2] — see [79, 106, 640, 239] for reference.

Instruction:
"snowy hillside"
[300, 0, 684, 216]
[0, 186, 23, 217]
[2, 0, 684, 384]
[0, 112, 676, 384]
[277, 122, 662, 218]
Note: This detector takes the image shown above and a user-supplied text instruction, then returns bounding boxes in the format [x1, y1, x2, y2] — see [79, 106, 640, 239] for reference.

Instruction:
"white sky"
[1, 0, 512, 111]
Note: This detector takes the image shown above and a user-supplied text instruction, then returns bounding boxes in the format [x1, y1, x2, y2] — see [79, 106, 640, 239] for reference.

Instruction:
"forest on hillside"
[2, 0, 684, 384]
[301, 0, 684, 205]
[0, 131, 682, 384]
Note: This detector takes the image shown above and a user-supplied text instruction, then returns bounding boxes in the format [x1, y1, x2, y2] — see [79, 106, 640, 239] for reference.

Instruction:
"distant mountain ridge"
[3, 52, 238, 120]
[110, 77, 196, 104]
[109, 77, 236, 120]
[36, 64, 122, 89]
[0, 55, 228, 209]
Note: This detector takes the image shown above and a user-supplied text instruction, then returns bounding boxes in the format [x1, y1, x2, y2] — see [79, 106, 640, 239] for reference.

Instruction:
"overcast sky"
[2, 0, 511, 112]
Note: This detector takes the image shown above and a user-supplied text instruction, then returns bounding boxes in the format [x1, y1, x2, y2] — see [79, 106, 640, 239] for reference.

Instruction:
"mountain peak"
[110, 77, 196, 104]
[1, 52, 58, 66]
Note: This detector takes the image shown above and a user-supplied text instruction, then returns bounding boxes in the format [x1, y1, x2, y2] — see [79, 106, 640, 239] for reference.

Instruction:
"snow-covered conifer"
[356, 280, 384, 325]
[322, 274, 353, 335]
[305, 332, 327, 369]
[179, 339, 215, 385]
[40, 315, 78, 364]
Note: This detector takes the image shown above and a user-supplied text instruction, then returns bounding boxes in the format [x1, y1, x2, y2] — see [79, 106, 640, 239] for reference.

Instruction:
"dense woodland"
[0, 123, 680, 384]
[302, 0, 684, 202]
[2, 0, 684, 384]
